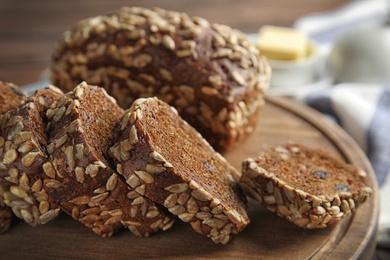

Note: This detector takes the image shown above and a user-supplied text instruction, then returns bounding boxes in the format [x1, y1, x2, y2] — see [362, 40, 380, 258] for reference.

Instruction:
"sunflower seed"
[75, 167, 85, 183]
[92, 192, 109, 203]
[131, 196, 146, 205]
[134, 170, 154, 184]
[53, 106, 66, 122]
[3, 149, 18, 164]
[145, 164, 166, 174]
[225, 209, 242, 225]
[70, 196, 90, 205]
[18, 141, 33, 153]
[21, 152, 39, 167]
[85, 164, 99, 178]
[106, 174, 118, 191]
[168, 205, 185, 215]
[10, 186, 28, 198]
[126, 174, 140, 188]
[31, 179, 42, 192]
[65, 146, 75, 171]
[164, 193, 178, 208]
[20, 209, 34, 223]
[191, 188, 212, 202]
[43, 162, 56, 179]
[44, 179, 63, 189]
[19, 173, 29, 187]
[161, 35, 175, 50]
[146, 210, 160, 218]
[39, 201, 50, 214]
[165, 183, 188, 193]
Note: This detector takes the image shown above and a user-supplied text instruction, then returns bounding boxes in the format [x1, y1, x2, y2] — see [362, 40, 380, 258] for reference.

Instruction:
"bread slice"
[44, 82, 174, 237]
[0, 81, 27, 232]
[0, 85, 63, 227]
[240, 143, 373, 229]
[109, 97, 249, 244]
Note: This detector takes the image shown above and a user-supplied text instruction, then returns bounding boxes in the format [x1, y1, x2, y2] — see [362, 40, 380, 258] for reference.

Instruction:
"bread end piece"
[240, 143, 372, 229]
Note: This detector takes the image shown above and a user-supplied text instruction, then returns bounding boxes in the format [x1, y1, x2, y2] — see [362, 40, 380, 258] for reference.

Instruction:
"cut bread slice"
[241, 143, 373, 229]
[109, 97, 249, 244]
[44, 82, 174, 237]
[0, 81, 27, 232]
[0, 86, 63, 227]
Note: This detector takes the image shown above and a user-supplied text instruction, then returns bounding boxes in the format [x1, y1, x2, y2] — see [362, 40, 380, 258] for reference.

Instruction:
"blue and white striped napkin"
[305, 83, 390, 249]
[292, 0, 390, 249]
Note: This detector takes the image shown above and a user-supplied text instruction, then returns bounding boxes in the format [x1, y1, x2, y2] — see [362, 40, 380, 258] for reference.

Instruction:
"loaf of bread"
[0, 81, 27, 232]
[240, 143, 373, 229]
[0, 85, 63, 227]
[43, 82, 174, 237]
[109, 97, 249, 244]
[50, 6, 271, 152]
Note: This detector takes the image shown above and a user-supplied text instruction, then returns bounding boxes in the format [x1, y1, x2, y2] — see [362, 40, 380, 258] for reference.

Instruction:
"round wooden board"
[0, 96, 379, 259]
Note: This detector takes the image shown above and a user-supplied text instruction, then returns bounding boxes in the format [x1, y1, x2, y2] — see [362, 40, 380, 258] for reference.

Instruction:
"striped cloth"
[306, 85, 390, 186]
[293, 0, 390, 248]
[305, 84, 390, 249]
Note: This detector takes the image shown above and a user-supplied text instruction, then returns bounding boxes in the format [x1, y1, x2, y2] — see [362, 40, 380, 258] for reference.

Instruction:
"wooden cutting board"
[0, 95, 379, 259]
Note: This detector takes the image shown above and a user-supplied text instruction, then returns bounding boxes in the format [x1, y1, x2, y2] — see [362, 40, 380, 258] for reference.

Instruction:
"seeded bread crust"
[0, 81, 26, 232]
[240, 143, 373, 229]
[44, 82, 174, 237]
[0, 86, 63, 227]
[109, 97, 249, 244]
[51, 6, 271, 152]
[0, 81, 26, 114]
[0, 202, 12, 233]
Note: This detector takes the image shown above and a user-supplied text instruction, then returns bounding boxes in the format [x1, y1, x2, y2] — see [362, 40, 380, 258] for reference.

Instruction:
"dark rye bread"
[0, 81, 26, 113]
[51, 6, 271, 152]
[0, 81, 26, 232]
[109, 97, 249, 244]
[0, 204, 11, 233]
[0, 86, 63, 227]
[240, 143, 373, 229]
[44, 82, 174, 237]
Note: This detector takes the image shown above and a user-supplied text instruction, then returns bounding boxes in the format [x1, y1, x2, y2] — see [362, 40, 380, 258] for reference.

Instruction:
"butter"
[258, 26, 309, 61]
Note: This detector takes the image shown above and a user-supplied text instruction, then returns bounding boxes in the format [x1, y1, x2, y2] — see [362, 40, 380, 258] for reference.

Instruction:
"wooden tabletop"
[0, 0, 349, 86]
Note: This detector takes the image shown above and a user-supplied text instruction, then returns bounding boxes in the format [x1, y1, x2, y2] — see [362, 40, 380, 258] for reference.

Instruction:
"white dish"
[246, 33, 332, 96]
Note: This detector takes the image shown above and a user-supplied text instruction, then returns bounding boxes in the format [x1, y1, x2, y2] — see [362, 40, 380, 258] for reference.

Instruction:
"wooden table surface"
[0, 0, 350, 86]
